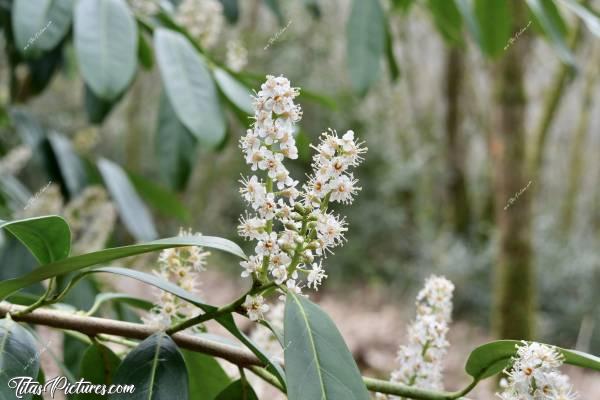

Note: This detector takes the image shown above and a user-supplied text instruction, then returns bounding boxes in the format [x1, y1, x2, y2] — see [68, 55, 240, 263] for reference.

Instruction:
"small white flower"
[242, 295, 269, 321]
[271, 264, 288, 285]
[307, 262, 327, 290]
[240, 255, 262, 277]
[226, 39, 248, 72]
[237, 215, 266, 240]
[257, 192, 278, 220]
[329, 174, 360, 204]
[240, 175, 266, 206]
[256, 232, 279, 256]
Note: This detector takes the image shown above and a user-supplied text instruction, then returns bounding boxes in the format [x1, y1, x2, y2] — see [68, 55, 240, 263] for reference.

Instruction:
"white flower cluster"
[175, 0, 224, 49]
[143, 229, 210, 329]
[239, 75, 366, 318]
[226, 39, 248, 72]
[389, 275, 454, 393]
[0, 145, 31, 176]
[498, 342, 578, 400]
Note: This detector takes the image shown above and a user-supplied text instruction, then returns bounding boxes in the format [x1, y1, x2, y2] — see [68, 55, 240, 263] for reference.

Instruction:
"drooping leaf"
[465, 340, 600, 381]
[215, 379, 258, 400]
[154, 28, 226, 148]
[0, 318, 40, 400]
[183, 351, 231, 400]
[0, 234, 244, 300]
[12, 0, 73, 57]
[526, 0, 574, 65]
[284, 292, 369, 400]
[97, 157, 158, 241]
[558, 0, 600, 37]
[155, 92, 197, 191]
[85, 84, 116, 124]
[76, 343, 121, 399]
[26, 46, 64, 95]
[127, 170, 191, 222]
[346, 0, 386, 95]
[47, 133, 87, 196]
[213, 68, 253, 114]
[74, 0, 138, 100]
[473, 0, 512, 57]
[110, 333, 188, 400]
[426, 0, 464, 44]
[0, 215, 70, 264]
[85, 292, 153, 316]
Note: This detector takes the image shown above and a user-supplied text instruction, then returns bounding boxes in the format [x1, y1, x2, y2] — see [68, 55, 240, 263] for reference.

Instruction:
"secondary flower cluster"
[175, 0, 224, 49]
[387, 275, 455, 393]
[143, 229, 210, 329]
[239, 75, 366, 319]
[498, 342, 578, 400]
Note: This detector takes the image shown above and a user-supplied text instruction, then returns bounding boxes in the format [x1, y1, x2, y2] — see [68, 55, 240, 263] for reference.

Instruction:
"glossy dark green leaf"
[85, 292, 153, 316]
[0, 215, 70, 264]
[473, 0, 511, 57]
[384, 17, 400, 81]
[426, 0, 463, 44]
[0, 234, 245, 300]
[154, 28, 226, 148]
[138, 31, 154, 70]
[0, 318, 40, 400]
[219, 0, 239, 24]
[97, 157, 158, 241]
[76, 343, 121, 399]
[213, 68, 253, 114]
[465, 340, 600, 381]
[12, 0, 73, 57]
[526, 0, 574, 65]
[48, 133, 87, 196]
[111, 333, 188, 400]
[26, 46, 64, 95]
[215, 379, 258, 400]
[74, 0, 138, 100]
[155, 92, 197, 191]
[127, 170, 190, 222]
[346, 0, 386, 95]
[183, 351, 231, 400]
[558, 0, 600, 37]
[85, 84, 116, 124]
[284, 292, 368, 400]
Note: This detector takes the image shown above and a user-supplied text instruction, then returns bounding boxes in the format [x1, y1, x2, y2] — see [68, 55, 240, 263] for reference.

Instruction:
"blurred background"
[1, 0, 600, 397]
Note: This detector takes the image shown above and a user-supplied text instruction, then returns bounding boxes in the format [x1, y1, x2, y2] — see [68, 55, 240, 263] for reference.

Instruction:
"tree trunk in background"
[444, 47, 470, 237]
[560, 46, 600, 233]
[490, 0, 534, 341]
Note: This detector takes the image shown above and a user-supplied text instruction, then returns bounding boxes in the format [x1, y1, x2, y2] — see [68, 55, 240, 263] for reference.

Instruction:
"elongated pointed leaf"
[0, 318, 40, 400]
[74, 0, 138, 100]
[111, 333, 188, 400]
[213, 68, 253, 114]
[76, 343, 121, 399]
[346, 0, 386, 95]
[473, 0, 511, 57]
[154, 29, 226, 148]
[426, 0, 463, 44]
[0, 215, 70, 264]
[183, 351, 231, 400]
[155, 91, 197, 191]
[465, 340, 600, 381]
[97, 158, 158, 241]
[558, 0, 600, 37]
[0, 235, 245, 300]
[86, 292, 153, 316]
[48, 133, 87, 196]
[526, 0, 574, 65]
[215, 379, 258, 400]
[12, 0, 73, 57]
[284, 292, 369, 400]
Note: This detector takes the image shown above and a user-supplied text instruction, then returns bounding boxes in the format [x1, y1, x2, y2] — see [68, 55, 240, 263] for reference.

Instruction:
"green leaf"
[426, 0, 463, 44]
[155, 91, 197, 191]
[263, 0, 285, 26]
[284, 292, 369, 400]
[346, 0, 386, 95]
[85, 292, 153, 316]
[84, 84, 116, 124]
[76, 342, 121, 399]
[12, 0, 73, 58]
[0, 215, 70, 264]
[48, 133, 87, 196]
[384, 19, 400, 81]
[558, 0, 600, 37]
[0, 317, 40, 400]
[110, 333, 188, 400]
[215, 379, 258, 400]
[127, 170, 191, 222]
[154, 28, 226, 148]
[391, 0, 414, 13]
[97, 157, 158, 241]
[183, 351, 231, 400]
[473, 0, 512, 57]
[219, 0, 239, 24]
[213, 68, 254, 114]
[465, 340, 600, 381]
[74, 0, 138, 100]
[0, 234, 245, 300]
[455, 0, 483, 50]
[138, 31, 154, 70]
[526, 0, 574, 65]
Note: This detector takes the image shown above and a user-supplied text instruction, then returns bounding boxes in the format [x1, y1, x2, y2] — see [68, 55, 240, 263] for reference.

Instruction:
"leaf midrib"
[146, 334, 163, 400]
